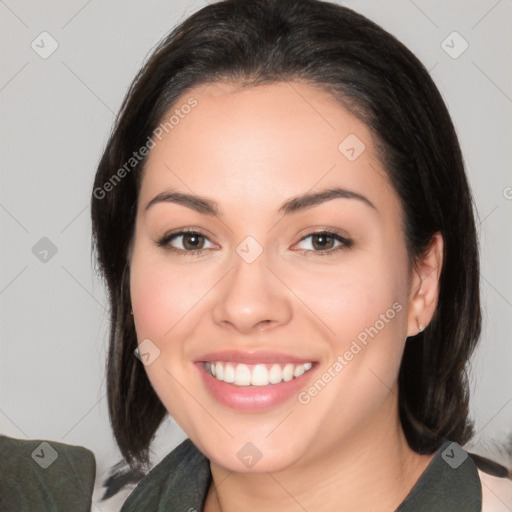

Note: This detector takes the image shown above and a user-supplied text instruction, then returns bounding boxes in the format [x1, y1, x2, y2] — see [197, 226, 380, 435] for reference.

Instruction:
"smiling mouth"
[203, 361, 314, 387]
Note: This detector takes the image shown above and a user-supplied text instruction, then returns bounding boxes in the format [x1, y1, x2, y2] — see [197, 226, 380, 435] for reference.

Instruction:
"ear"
[406, 231, 444, 337]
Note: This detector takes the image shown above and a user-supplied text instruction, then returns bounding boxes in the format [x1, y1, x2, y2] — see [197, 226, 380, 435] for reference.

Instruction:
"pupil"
[313, 234, 333, 250]
[184, 234, 202, 250]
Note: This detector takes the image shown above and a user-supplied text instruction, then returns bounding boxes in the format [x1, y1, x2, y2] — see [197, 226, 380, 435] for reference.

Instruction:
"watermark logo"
[441, 442, 468, 469]
[236, 236, 263, 264]
[31, 32, 59, 59]
[31, 442, 58, 469]
[237, 442, 263, 468]
[441, 31, 469, 59]
[298, 301, 403, 405]
[338, 134, 366, 162]
[134, 338, 161, 366]
[32, 237, 58, 263]
[93, 97, 198, 200]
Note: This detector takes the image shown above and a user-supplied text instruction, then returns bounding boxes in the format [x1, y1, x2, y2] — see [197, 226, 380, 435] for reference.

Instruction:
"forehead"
[139, 80, 397, 218]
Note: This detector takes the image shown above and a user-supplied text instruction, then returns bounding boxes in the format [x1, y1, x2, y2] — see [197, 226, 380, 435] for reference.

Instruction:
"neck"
[204, 395, 434, 512]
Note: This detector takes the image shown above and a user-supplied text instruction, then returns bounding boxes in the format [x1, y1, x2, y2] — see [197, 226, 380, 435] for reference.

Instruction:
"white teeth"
[223, 363, 235, 383]
[235, 364, 252, 386]
[204, 361, 314, 387]
[251, 364, 269, 386]
[215, 362, 223, 381]
[293, 365, 305, 378]
[268, 364, 283, 384]
[283, 364, 294, 382]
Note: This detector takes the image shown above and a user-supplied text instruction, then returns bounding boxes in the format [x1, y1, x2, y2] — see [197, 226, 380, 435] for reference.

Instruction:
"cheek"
[128, 248, 200, 423]
[297, 256, 409, 417]
[294, 253, 408, 352]
[130, 247, 210, 343]
[130, 263, 179, 340]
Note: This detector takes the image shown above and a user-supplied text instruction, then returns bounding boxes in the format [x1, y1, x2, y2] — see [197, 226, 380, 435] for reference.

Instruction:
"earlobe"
[406, 232, 444, 337]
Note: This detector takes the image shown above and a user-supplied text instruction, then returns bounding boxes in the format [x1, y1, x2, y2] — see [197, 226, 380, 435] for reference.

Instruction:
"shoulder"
[397, 440, 482, 511]
[479, 470, 512, 512]
[0, 435, 96, 511]
[120, 437, 211, 511]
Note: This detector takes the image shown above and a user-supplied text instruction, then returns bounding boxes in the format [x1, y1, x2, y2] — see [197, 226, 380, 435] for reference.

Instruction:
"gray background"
[1, 0, 511, 510]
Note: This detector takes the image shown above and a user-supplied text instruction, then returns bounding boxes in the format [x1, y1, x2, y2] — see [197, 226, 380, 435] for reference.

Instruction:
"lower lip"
[196, 362, 317, 411]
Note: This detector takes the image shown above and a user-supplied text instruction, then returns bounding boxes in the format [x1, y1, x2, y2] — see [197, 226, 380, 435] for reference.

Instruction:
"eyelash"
[156, 228, 353, 257]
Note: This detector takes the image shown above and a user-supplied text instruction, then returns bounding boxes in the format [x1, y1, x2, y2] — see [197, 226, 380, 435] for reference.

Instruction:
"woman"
[91, 0, 507, 509]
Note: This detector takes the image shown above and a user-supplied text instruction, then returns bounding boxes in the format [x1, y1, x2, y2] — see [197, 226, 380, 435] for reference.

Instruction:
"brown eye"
[181, 233, 205, 250]
[156, 230, 215, 255]
[311, 233, 336, 250]
[295, 231, 353, 256]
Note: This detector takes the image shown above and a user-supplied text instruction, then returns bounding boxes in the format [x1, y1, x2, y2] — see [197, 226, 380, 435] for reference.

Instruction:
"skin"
[480, 471, 512, 511]
[129, 80, 444, 512]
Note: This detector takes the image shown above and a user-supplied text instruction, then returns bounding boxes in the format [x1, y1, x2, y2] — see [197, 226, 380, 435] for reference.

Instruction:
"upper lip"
[195, 350, 315, 364]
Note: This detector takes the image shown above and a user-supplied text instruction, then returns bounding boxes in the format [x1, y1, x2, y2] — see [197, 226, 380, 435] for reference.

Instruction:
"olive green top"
[0, 434, 482, 511]
[0, 435, 96, 511]
[121, 438, 482, 511]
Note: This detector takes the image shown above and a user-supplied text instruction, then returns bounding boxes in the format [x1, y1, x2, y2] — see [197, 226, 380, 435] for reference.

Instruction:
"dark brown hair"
[91, 0, 481, 469]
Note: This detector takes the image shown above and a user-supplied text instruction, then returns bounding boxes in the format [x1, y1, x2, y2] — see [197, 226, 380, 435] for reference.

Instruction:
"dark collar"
[121, 439, 482, 511]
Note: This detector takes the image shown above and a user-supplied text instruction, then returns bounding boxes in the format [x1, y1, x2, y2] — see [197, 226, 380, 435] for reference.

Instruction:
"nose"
[212, 250, 293, 334]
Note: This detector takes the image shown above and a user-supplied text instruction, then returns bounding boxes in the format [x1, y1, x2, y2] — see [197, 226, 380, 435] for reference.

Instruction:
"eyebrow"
[144, 187, 377, 216]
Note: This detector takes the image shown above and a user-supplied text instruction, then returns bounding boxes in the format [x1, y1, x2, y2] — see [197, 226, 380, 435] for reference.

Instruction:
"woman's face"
[130, 81, 420, 472]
